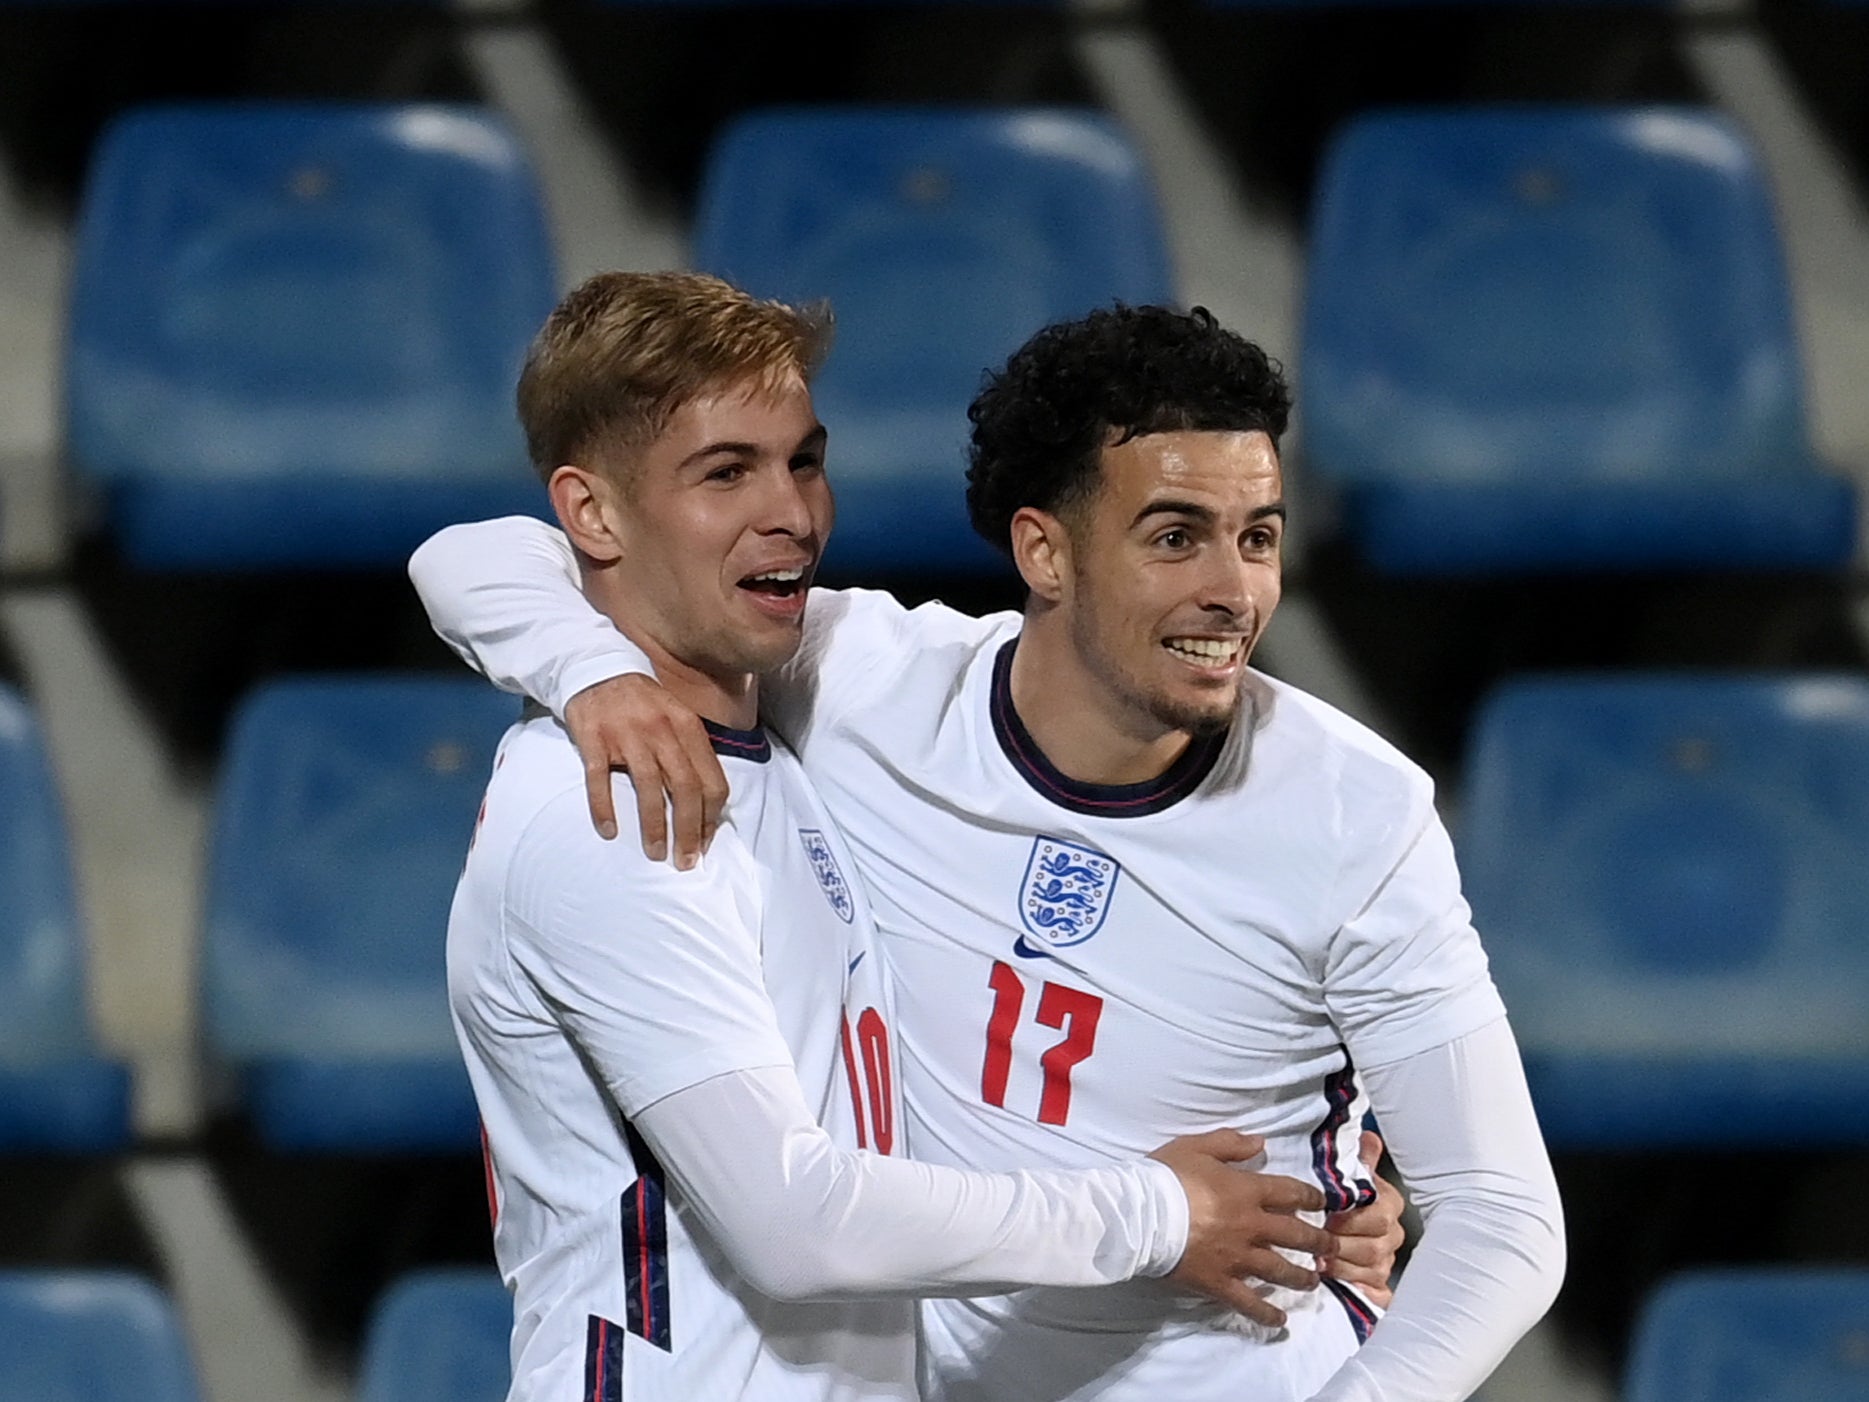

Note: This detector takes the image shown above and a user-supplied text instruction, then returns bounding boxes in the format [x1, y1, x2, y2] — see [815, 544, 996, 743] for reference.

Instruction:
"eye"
[705, 462, 747, 484]
[790, 451, 824, 476]
[1155, 527, 1192, 551]
[1245, 526, 1279, 551]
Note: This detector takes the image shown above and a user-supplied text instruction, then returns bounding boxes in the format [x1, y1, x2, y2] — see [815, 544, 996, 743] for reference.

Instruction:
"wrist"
[1136, 1157, 1191, 1278]
[558, 656, 653, 721]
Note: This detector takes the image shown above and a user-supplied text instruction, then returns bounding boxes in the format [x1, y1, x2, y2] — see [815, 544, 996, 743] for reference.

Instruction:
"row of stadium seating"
[6, 1263, 1863, 1400]
[63, 100, 1857, 578]
[0, 1267, 504, 1402]
[5, 664, 1866, 1155]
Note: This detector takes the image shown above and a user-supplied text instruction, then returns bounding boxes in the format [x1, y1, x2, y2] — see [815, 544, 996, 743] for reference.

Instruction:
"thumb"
[1359, 1129, 1384, 1171]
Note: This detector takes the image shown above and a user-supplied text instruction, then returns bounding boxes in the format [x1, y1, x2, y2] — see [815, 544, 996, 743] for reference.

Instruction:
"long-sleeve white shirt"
[417, 516, 1565, 1402]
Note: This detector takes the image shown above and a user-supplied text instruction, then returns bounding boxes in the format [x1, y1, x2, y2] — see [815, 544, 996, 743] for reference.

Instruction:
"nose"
[1196, 552, 1254, 619]
[756, 462, 817, 539]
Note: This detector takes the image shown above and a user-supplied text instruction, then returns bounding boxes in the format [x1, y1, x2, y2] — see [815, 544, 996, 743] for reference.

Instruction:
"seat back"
[695, 106, 1174, 570]
[0, 1272, 203, 1402]
[202, 676, 517, 1065]
[1625, 1269, 1869, 1402]
[1303, 106, 1806, 487]
[0, 686, 94, 1059]
[1459, 675, 1869, 1145]
[67, 103, 556, 566]
[357, 1269, 512, 1402]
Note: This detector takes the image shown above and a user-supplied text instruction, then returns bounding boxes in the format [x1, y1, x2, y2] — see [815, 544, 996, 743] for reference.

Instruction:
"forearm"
[408, 516, 648, 713]
[1307, 1020, 1565, 1402]
[636, 1065, 1189, 1303]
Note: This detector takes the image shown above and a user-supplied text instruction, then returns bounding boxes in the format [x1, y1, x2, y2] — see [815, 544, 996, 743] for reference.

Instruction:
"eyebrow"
[678, 424, 827, 471]
[1131, 499, 1287, 529]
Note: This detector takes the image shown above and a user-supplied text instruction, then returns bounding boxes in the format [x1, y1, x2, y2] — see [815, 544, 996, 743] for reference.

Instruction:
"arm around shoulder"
[408, 515, 653, 714]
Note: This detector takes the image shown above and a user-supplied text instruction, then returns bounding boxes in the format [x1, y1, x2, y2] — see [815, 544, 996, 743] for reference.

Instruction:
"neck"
[1008, 607, 1193, 786]
[580, 565, 760, 731]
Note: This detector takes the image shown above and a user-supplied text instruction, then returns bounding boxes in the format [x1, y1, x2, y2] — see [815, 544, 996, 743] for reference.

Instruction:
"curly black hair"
[965, 305, 1291, 557]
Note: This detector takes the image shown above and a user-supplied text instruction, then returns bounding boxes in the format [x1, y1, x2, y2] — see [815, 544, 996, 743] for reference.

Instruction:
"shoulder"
[486, 716, 759, 909]
[1237, 671, 1436, 829]
[803, 587, 1018, 666]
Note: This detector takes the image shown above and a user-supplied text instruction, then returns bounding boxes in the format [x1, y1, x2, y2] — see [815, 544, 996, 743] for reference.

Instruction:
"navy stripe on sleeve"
[622, 1123, 673, 1351]
[584, 1314, 625, 1402]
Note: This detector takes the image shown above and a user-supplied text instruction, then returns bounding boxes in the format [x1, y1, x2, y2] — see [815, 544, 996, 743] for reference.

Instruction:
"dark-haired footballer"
[414, 303, 1563, 1402]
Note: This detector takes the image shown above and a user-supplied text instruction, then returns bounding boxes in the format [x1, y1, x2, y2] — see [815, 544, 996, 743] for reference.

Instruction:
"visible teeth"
[749, 568, 805, 583]
[1164, 637, 1242, 663]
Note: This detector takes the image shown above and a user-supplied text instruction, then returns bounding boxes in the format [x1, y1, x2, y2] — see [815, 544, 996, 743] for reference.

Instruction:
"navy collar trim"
[988, 639, 1224, 818]
[704, 718, 772, 764]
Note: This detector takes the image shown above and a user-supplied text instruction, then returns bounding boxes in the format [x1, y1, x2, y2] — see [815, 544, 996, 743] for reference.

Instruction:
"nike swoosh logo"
[849, 952, 867, 973]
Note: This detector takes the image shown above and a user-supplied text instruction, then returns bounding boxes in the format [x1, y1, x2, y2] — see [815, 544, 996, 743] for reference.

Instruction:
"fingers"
[1323, 1254, 1391, 1292]
[1255, 1175, 1328, 1216]
[654, 743, 707, 872]
[627, 748, 671, 864]
[1174, 1129, 1266, 1164]
[563, 677, 738, 865]
[1252, 1214, 1336, 1261]
[1240, 1245, 1324, 1293]
[1203, 1277, 1289, 1330]
[1375, 1172, 1405, 1214]
[671, 713, 728, 870]
[698, 755, 730, 858]
[583, 750, 620, 842]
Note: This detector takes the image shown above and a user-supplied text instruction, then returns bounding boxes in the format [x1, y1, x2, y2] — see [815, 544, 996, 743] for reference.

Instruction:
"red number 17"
[980, 961, 1104, 1126]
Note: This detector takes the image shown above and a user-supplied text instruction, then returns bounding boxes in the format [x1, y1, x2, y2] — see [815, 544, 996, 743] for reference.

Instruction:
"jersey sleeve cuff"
[615, 1049, 797, 1120]
[1351, 989, 1510, 1073]
[1135, 1157, 1191, 1279]
[553, 650, 657, 720]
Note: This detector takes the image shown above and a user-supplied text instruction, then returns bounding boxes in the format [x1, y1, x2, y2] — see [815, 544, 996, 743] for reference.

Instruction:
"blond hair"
[516, 271, 833, 482]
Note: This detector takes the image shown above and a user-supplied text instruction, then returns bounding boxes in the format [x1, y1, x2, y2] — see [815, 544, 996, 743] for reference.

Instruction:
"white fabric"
[415, 516, 1566, 1402]
[453, 712, 1186, 1402]
[1306, 1019, 1565, 1402]
[639, 1066, 1189, 1302]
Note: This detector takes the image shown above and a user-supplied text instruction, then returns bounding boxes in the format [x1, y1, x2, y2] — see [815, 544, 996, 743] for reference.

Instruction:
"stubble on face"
[1066, 549, 1244, 739]
[1059, 429, 1282, 746]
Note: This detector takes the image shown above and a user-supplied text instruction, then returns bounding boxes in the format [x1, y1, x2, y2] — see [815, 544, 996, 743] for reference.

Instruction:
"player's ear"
[550, 463, 627, 564]
[1009, 506, 1071, 605]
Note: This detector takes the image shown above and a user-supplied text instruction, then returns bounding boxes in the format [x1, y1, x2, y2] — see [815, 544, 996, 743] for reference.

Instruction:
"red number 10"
[840, 1009, 895, 1154]
[980, 961, 1104, 1126]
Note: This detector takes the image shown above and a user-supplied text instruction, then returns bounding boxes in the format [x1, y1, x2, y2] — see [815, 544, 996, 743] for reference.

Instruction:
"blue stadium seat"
[67, 103, 556, 570]
[1459, 675, 1869, 1148]
[1300, 107, 1856, 574]
[1624, 1268, 1869, 1402]
[695, 107, 1175, 573]
[0, 687, 132, 1152]
[0, 1271, 203, 1402]
[201, 676, 518, 1151]
[357, 1270, 512, 1402]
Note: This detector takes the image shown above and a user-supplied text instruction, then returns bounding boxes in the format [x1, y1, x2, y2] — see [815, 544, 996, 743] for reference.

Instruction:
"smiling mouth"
[1163, 636, 1244, 667]
[738, 567, 809, 599]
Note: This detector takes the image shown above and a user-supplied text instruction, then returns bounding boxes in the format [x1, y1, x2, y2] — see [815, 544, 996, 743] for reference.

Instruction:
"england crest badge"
[799, 829, 855, 924]
[1015, 837, 1120, 959]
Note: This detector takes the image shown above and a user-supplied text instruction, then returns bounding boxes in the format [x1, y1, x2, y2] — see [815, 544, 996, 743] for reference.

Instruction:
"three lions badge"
[799, 829, 855, 924]
[1016, 837, 1119, 959]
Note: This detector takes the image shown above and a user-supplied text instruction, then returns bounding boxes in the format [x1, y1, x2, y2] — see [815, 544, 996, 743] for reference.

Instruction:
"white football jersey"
[449, 711, 907, 1402]
[759, 589, 1509, 1402]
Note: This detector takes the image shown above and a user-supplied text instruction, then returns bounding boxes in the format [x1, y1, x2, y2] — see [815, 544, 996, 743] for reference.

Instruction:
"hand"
[564, 675, 730, 869]
[1149, 1130, 1336, 1329]
[1322, 1130, 1406, 1308]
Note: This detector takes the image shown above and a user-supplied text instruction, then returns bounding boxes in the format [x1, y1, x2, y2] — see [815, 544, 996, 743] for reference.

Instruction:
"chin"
[1148, 687, 1239, 737]
[744, 634, 805, 676]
